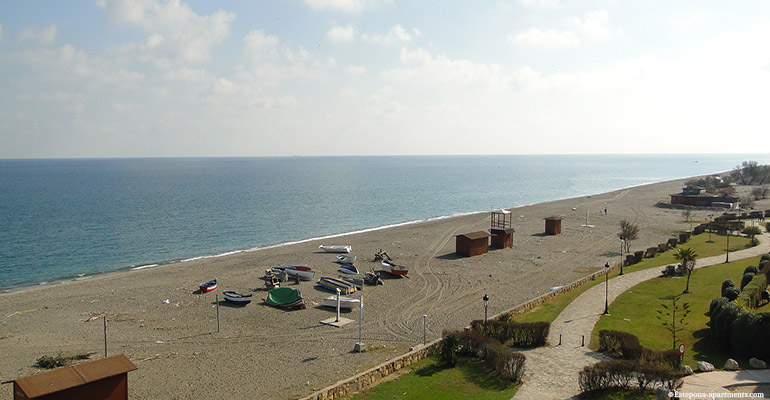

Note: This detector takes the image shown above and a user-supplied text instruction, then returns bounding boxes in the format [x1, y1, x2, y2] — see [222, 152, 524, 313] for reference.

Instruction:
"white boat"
[274, 265, 315, 281]
[381, 260, 408, 276]
[338, 264, 360, 275]
[223, 290, 252, 305]
[336, 254, 356, 264]
[321, 295, 361, 310]
[319, 245, 352, 253]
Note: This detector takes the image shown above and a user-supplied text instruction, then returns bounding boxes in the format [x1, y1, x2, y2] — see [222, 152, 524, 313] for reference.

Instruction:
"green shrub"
[735, 273, 768, 309]
[711, 302, 742, 348]
[641, 348, 681, 369]
[453, 329, 526, 383]
[745, 265, 760, 275]
[761, 254, 770, 264]
[440, 331, 461, 366]
[709, 297, 729, 316]
[722, 279, 736, 297]
[741, 272, 756, 290]
[724, 286, 741, 301]
[34, 354, 67, 369]
[730, 311, 760, 356]
[578, 360, 682, 393]
[469, 319, 549, 347]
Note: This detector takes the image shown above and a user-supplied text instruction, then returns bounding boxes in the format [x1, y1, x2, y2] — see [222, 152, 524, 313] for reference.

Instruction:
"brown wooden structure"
[455, 231, 490, 257]
[12, 354, 137, 400]
[490, 209, 514, 248]
[670, 186, 739, 208]
[544, 216, 562, 235]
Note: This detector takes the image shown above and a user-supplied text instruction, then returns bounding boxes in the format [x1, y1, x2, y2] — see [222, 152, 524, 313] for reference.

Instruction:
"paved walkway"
[512, 233, 770, 400]
[679, 370, 770, 399]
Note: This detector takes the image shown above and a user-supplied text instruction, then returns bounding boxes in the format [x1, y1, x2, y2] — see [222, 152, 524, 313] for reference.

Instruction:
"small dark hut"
[11, 354, 137, 400]
[456, 231, 490, 257]
[544, 216, 563, 235]
[490, 209, 514, 248]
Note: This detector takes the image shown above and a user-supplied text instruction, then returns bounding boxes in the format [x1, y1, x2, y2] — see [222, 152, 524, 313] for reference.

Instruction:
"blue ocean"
[1, 154, 768, 290]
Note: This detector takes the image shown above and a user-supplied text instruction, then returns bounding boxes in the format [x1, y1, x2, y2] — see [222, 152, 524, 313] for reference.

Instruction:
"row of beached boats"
[199, 278, 254, 305]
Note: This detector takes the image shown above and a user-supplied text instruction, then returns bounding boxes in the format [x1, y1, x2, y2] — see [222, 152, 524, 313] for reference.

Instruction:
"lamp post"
[619, 236, 625, 275]
[483, 294, 489, 328]
[725, 227, 730, 263]
[707, 215, 714, 243]
[603, 262, 610, 315]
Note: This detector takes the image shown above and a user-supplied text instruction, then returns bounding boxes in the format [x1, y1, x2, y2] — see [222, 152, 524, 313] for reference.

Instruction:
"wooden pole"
[216, 294, 220, 333]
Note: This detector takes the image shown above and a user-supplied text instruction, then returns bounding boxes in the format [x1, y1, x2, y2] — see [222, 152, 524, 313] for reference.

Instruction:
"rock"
[681, 365, 693, 375]
[724, 359, 740, 371]
[656, 387, 671, 400]
[750, 358, 767, 369]
[697, 361, 714, 372]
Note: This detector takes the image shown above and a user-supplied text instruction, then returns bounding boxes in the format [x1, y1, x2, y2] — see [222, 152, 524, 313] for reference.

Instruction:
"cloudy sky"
[1, 0, 769, 158]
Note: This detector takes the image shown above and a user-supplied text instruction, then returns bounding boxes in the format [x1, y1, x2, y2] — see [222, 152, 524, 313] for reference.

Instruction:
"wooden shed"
[12, 354, 137, 400]
[455, 231, 490, 257]
[490, 209, 514, 249]
[544, 216, 563, 235]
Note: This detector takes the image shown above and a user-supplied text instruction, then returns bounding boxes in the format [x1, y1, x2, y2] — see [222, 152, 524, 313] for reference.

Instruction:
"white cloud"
[18, 25, 58, 46]
[303, 0, 387, 13]
[243, 29, 280, 61]
[327, 24, 356, 43]
[568, 10, 615, 40]
[97, 0, 235, 64]
[519, 0, 561, 9]
[363, 25, 415, 46]
[509, 28, 579, 48]
[344, 64, 365, 75]
[165, 67, 208, 81]
[381, 48, 507, 91]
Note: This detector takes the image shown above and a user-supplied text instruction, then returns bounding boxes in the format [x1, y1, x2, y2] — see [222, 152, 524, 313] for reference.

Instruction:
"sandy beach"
[1, 176, 759, 399]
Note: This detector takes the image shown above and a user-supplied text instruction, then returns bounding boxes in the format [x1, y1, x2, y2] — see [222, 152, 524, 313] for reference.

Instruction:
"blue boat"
[317, 277, 357, 295]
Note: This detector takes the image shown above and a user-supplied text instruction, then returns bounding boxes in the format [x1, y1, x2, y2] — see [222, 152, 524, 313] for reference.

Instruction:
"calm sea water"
[1, 154, 768, 290]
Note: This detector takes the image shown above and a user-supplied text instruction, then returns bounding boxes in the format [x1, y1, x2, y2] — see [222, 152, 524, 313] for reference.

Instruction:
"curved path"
[512, 232, 770, 400]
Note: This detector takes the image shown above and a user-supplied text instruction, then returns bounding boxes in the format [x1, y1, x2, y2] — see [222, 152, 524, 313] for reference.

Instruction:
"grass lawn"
[346, 355, 518, 400]
[513, 233, 752, 325]
[590, 254, 765, 369]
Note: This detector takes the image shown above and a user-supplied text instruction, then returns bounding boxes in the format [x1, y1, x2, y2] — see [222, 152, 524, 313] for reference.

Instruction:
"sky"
[1, 0, 769, 158]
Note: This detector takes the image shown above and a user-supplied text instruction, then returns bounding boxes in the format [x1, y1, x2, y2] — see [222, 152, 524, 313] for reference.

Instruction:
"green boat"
[265, 287, 305, 309]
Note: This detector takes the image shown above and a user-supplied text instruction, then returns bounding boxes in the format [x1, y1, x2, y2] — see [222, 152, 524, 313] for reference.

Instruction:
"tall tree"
[674, 247, 698, 293]
[619, 220, 639, 253]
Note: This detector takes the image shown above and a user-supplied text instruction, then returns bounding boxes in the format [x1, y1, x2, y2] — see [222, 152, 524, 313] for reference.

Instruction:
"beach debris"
[84, 313, 105, 322]
[162, 299, 170, 304]
[155, 340, 164, 344]
[373, 249, 391, 261]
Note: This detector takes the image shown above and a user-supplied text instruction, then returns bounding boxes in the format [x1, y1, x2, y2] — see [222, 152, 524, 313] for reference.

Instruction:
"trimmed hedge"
[454, 329, 526, 382]
[741, 272, 756, 290]
[578, 360, 683, 393]
[470, 319, 549, 348]
[598, 330, 679, 368]
[735, 273, 768, 309]
[721, 279, 736, 297]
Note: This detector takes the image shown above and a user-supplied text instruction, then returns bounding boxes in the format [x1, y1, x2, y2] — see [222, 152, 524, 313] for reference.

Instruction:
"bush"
[722, 279, 736, 297]
[744, 265, 760, 275]
[597, 330, 642, 360]
[453, 329, 526, 382]
[709, 297, 730, 316]
[34, 354, 67, 369]
[730, 310, 760, 356]
[735, 273, 768, 309]
[741, 273, 756, 290]
[724, 286, 741, 301]
[641, 348, 681, 369]
[470, 319, 549, 347]
[440, 331, 461, 366]
[762, 254, 770, 264]
[711, 302, 743, 348]
[578, 360, 683, 393]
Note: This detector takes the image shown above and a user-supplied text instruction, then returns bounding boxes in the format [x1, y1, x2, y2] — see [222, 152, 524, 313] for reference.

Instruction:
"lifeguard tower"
[490, 209, 514, 248]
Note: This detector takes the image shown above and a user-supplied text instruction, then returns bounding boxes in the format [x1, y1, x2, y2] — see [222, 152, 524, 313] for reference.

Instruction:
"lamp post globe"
[619, 236, 625, 275]
[483, 294, 489, 327]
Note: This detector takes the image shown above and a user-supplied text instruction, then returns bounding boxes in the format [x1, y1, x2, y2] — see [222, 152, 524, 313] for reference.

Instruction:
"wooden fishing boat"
[340, 276, 364, 290]
[338, 264, 360, 275]
[336, 254, 356, 264]
[265, 287, 305, 309]
[381, 260, 408, 276]
[320, 295, 361, 310]
[317, 277, 357, 295]
[199, 278, 217, 293]
[274, 265, 315, 281]
[365, 270, 384, 286]
[223, 290, 252, 305]
[319, 245, 352, 253]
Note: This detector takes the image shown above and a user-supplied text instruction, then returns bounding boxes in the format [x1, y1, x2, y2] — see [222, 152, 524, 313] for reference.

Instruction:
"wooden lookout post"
[490, 209, 514, 248]
[544, 216, 563, 235]
[10, 354, 137, 400]
[455, 231, 490, 257]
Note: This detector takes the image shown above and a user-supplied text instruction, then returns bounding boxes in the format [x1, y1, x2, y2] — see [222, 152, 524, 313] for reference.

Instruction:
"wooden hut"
[490, 209, 514, 248]
[11, 354, 137, 400]
[455, 231, 490, 257]
[544, 216, 562, 235]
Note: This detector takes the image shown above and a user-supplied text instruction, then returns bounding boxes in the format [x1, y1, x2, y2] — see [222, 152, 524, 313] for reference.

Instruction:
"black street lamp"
[603, 262, 610, 315]
[619, 236, 625, 275]
[483, 294, 489, 328]
[725, 228, 731, 263]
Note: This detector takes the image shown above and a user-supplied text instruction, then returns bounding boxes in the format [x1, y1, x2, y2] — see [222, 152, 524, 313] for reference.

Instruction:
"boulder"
[724, 359, 739, 371]
[697, 361, 714, 372]
[656, 387, 671, 400]
[750, 358, 767, 369]
[681, 365, 693, 375]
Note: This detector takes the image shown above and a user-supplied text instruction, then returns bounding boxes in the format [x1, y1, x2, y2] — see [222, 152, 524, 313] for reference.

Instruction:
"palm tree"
[674, 247, 698, 293]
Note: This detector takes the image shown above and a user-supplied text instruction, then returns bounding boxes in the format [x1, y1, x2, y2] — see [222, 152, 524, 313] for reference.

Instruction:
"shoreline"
[0, 172, 721, 294]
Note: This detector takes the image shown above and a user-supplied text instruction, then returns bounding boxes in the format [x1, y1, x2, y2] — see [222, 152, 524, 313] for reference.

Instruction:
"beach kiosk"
[455, 231, 490, 257]
[544, 216, 563, 235]
[490, 209, 514, 248]
[10, 354, 137, 400]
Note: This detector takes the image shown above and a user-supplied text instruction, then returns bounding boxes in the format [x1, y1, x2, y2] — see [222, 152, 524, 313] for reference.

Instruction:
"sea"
[1, 154, 769, 291]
